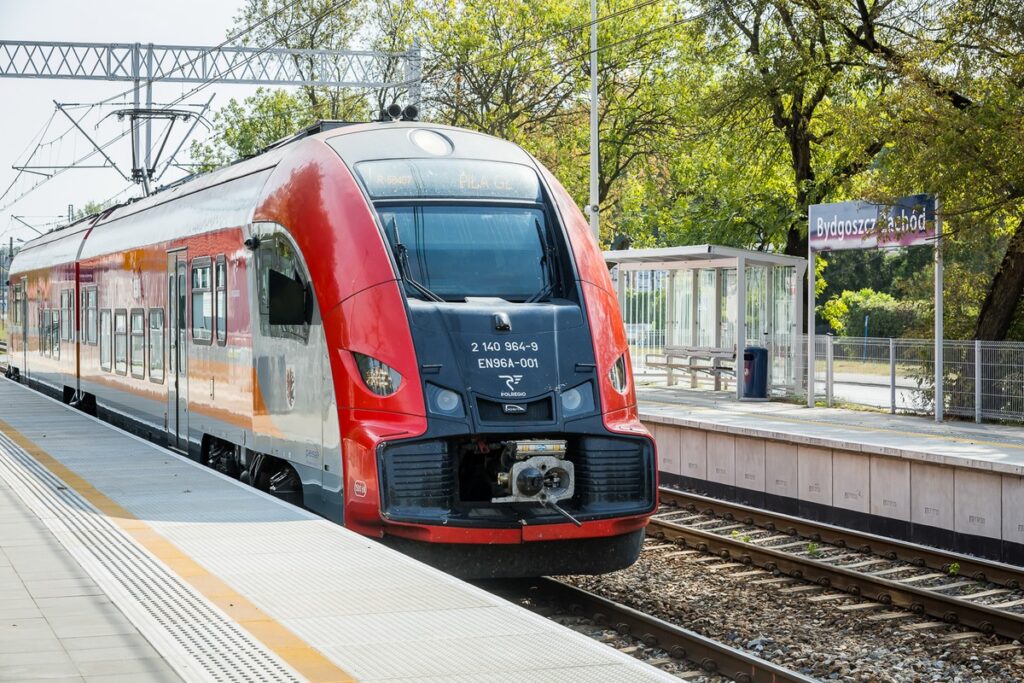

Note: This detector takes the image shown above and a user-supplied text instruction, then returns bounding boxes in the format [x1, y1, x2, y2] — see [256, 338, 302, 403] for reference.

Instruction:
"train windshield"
[375, 205, 553, 302]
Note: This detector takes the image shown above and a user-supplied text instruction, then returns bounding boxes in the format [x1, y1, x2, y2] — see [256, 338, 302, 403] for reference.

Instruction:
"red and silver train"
[6, 120, 657, 577]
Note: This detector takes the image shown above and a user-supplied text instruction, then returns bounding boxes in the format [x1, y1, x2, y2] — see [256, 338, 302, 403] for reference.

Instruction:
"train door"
[167, 251, 189, 450]
[19, 278, 28, 377]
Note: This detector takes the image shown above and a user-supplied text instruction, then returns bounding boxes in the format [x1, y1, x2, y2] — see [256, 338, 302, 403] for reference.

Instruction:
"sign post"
[934, 196, 943, 421]
[807, 239, 816, 407]
[806, 194, 939, 414]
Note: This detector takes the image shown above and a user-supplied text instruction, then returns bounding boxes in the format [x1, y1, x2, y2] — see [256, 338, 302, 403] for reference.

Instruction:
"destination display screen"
[356, 159, 541, 201]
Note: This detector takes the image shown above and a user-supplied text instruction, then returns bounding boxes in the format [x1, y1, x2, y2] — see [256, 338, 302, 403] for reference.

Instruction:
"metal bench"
[644, 346, 736, 389]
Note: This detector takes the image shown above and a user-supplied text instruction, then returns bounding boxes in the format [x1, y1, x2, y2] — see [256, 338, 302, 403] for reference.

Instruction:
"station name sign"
[808, 194, 936, 252]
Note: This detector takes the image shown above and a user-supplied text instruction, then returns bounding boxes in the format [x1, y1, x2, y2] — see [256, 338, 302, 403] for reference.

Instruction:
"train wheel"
[206, 439, 240, 478]
[242, 452, 303, 507]
[266, 461, 303, 506]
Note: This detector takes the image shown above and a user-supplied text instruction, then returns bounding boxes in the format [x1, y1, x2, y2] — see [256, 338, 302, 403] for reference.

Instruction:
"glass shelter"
[604, 245, 807, 399]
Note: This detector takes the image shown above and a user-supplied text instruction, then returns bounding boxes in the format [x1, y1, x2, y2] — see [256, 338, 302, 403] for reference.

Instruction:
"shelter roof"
[603, 244, 806, 269]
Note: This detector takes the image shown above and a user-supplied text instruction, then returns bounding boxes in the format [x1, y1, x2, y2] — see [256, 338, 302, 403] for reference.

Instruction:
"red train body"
[7, 122, 657, 577]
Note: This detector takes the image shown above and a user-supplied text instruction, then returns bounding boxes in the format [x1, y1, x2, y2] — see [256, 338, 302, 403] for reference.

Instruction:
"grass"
[830, 359, 919, 377]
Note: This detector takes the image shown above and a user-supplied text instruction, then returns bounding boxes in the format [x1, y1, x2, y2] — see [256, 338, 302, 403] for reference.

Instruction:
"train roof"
[11, 121, 534, 274]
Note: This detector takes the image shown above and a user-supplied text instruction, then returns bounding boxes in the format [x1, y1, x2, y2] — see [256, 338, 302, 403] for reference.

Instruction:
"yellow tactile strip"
[0, 416, 357, 683]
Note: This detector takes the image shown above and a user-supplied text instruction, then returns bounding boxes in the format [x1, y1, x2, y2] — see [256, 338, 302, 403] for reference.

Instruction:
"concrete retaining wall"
[644, 418, 1024, 565]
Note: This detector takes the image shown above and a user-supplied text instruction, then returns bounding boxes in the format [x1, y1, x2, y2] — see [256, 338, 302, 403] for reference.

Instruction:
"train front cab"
[316, 127, 658, 577]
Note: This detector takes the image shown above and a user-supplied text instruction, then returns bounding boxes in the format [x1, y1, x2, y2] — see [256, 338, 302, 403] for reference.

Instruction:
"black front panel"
[379, 434, 654, 527]
[409, 298, 588, 417]
[375, 290, 657, 529]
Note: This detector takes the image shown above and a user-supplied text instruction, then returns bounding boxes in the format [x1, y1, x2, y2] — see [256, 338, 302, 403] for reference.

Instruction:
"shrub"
[820, 288, 927, 338]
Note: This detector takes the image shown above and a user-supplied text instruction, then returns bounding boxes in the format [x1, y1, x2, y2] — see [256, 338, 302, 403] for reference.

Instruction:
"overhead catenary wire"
[161, 0, 361, 111]
[2, 0, 307, 196]
[0, 0, 311, 213]
[0, 0, 355, 217]
[93, 0, 310, 107]
[3, 0, 691, 222]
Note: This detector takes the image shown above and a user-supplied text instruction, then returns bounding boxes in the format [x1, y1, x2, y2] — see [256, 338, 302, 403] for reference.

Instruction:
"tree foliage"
[821, 288, 928, 337]
[190, 88, 316, 170]
[193, 0, 1024, 339]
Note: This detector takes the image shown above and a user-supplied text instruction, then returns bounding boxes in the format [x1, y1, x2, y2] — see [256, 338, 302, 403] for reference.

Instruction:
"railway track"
[652, 487, 1024, 643]
[495, 577, 814, 683]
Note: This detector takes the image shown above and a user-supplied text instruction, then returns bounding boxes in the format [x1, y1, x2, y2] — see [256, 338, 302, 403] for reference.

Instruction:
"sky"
[0, 0, 270, 246]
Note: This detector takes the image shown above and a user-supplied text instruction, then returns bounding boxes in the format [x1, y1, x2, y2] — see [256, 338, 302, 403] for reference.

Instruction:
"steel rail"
[649, 497, 1024, 641]
[510, 577, 815, 683]
[658, 488, 1024, 588]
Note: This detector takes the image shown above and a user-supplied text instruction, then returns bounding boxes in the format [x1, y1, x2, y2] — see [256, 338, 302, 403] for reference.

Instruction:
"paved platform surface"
[638, 386, 1024, 475]
[0, 480, 181, 683]
[0, 377, 677, 683]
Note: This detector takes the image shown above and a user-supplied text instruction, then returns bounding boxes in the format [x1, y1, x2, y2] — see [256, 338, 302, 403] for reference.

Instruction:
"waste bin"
[742, 346, 769, 399]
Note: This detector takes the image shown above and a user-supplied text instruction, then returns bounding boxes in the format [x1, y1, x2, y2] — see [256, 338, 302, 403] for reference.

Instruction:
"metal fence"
[797, 335, 1024, 423]
[614, 267, 1024, 423]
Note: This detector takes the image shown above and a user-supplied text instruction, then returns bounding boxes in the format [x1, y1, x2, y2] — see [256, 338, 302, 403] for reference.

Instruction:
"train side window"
[130, 309, 145, 379]
[100, 310, 112, 371]
[83, 286, 98, 345]
[215, 255, 227, 345]
[51, 310, 60, 359]
[256, 234, 310, 342]
[149, 309, 164, 383]
[191, 258, 213, 344]
[39, 309, 48, 357]
[113, 309, 127, 375]
[12, 285, 21, 325]
[39, 308, 59, 358]
[60, 290, 72, 341]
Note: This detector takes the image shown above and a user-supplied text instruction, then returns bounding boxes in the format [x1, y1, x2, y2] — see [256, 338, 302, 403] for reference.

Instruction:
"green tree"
[73, 201, 107, 220]
[693, 0, 890, 257]
[821, 288, 927, 337]
[188, 0, 1024, 340]
[230, 0, 375, 120]
[419, 0, 582, 139]
[189, 89, 316, 170]
[797, 0, 1024, 340]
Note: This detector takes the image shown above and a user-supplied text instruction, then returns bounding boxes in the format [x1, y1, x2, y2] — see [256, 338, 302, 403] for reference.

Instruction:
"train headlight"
[560, 382, 594, 416]
[426, 383, 464, 417]
[609, 354, 629, 394]
[353, 353, 402, 396]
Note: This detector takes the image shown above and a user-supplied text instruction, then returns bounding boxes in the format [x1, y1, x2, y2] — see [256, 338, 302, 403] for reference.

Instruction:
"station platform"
[638, 387, 1024, 565]
[0, 377, 678, 683]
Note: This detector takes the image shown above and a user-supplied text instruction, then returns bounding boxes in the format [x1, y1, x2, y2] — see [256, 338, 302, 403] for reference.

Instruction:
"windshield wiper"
[526, 217, 556, 303]
[397, 243, 445, 302]
[384, 216, 444, 303]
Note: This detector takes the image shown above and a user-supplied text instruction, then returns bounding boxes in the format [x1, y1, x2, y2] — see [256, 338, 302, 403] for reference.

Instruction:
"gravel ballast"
[562, 542, 1024, 682]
